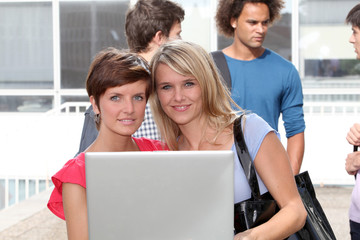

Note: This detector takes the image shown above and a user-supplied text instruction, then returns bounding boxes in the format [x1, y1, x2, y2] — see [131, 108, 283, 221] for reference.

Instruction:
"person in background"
[345, 4, 360, 239]
[48, 48, 167, 240]
[214, 0, 305, 175]
[76, 0, 184, 155]
[150, 40, 306, 239]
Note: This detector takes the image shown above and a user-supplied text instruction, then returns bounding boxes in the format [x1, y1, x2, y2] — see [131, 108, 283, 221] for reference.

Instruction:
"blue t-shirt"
[232, 113, 279, 203]
[226, 49, 305, 138]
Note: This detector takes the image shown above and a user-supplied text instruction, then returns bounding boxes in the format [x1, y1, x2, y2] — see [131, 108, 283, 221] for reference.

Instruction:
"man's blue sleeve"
[281, 67, 306, 138]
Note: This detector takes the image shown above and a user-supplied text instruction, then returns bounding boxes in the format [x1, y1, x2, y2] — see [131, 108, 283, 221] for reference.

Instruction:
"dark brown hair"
[346, 3, 360, 28]
[216, 0, 284, 37]
[86, 47, 151, 120]
[125, 0, 185, 53]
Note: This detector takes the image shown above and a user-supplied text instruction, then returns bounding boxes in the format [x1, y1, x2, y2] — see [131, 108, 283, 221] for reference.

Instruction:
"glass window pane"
[60, 1, 129, 89]
[0, 96, 53, 112]
[19, 179, 26, 202]
[0, 2, 53, 89]
[313, 106, 321, 113]
[174, 0, 212, 51]
[335, 106, 343, 113]
[61, 96, 90, 113]
[304, 59, 360, 78]
[0, 179, 5, 210]
[324, 106, 332, 113]
[300, 0, 357, 24]
[8, 179, 15, 206]
[39, 179, 46, 192]
[29, 179, 36, 198]
[62, 96, 89, 103]
[263, 1, 292, 61]
[299, 0, 360, 107]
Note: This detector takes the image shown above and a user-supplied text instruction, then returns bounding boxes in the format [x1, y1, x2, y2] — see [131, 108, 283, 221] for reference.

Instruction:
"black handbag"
[289, 172, 337, 240]
[233, 116, 337, 240]
[233, 116, 277, 234]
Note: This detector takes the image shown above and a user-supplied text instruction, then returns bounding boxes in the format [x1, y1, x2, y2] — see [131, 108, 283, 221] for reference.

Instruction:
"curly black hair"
[216, 0, 284, 37]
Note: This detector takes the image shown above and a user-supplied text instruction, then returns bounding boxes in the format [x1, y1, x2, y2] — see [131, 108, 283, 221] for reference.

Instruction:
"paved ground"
[315, 186, 353, 240]
[0, 186, 354, 239]
[0, 189, 66, 240]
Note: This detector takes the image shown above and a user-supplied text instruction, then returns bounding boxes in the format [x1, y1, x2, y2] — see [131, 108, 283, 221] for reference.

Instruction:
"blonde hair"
[149, 40, 242, 150]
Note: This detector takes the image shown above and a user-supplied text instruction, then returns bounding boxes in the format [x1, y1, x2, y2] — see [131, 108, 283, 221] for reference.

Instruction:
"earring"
[94, 114, 100, 124]
[232, 24, 236, 28]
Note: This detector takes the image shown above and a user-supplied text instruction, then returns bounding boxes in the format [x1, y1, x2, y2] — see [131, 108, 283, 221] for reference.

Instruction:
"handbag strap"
[354, 146, 358, 180]
[233, 115, 261, 199]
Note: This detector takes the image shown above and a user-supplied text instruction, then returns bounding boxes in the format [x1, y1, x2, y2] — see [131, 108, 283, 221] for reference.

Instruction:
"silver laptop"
[85, 150, 234, 240]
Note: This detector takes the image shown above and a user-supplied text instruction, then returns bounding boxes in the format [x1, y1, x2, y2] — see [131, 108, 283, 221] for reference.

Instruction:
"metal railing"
[45, 101, 91, 115]
[0, 177, 51, 211]
[304, 101, 360, 116]
[42, 100, 360, 116]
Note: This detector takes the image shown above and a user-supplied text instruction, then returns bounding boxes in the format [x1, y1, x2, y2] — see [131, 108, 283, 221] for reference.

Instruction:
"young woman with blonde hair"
[150, 40, 306, 240]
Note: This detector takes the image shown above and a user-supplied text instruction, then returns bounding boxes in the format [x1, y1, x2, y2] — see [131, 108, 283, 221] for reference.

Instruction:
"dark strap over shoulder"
[210, 50, 232, 91]
[233, 115, 261, 199]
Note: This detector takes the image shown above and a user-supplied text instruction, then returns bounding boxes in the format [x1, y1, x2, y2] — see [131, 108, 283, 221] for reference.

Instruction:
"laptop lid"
[85, 150, 234, 240]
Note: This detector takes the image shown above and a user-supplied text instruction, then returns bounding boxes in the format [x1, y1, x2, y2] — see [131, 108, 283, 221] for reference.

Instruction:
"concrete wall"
[0, 114, 84, 178]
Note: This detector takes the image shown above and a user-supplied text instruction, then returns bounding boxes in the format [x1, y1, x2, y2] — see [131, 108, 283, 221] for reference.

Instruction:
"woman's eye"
[185, 81, 194, 87]
[111, 96, 120, 101]
[134, 95, 144, 101]
[161, 85, 171, 90]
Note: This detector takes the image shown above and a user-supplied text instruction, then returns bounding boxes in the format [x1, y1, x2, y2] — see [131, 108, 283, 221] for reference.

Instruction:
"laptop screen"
[85, 150, 234, 240]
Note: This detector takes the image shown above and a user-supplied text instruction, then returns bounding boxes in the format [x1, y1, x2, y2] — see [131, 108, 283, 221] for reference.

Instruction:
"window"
[0, 2, 53, 112]
[299, 0, 360, 83]
[0, 2, 53, 90]
[60, 1, 129, 89]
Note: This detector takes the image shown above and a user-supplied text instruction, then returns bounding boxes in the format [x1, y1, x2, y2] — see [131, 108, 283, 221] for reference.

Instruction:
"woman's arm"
[63, 182, 89, 240]
[235, 132, 307, 240]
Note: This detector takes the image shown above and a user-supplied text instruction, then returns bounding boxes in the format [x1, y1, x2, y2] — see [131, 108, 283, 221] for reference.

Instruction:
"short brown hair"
[216, 0, 284, 37]
[86, 48, 151, 128]
[125, 0, 185, 53]
[346, 3, 360, 28]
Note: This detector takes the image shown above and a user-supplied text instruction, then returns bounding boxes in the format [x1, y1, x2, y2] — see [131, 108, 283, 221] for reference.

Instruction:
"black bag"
[233, 116, 277, 234]
[289, 172, 337, 240]
[233, 116, 337, 239]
